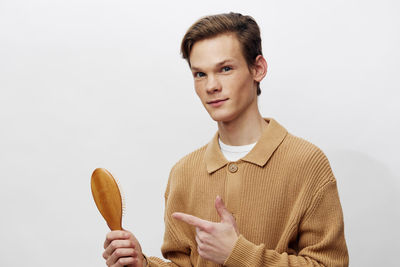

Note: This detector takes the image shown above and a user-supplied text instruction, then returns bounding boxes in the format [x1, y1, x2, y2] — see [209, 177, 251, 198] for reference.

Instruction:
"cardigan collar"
[205, 118, 288, 173]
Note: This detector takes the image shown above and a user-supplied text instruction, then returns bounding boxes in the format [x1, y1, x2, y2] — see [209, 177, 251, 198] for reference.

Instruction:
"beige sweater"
[148, 118, 348, 266]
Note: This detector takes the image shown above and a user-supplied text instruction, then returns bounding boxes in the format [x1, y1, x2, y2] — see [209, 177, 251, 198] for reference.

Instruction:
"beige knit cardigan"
[147, 118, 349, 267]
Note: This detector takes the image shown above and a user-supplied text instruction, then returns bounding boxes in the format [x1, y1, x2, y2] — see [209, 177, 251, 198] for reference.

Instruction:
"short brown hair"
[181, 12, 263, 95]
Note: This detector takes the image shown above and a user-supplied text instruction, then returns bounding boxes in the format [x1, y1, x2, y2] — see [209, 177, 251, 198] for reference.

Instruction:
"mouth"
[207, 98, 229, 105]
[207, 98, 229, 108]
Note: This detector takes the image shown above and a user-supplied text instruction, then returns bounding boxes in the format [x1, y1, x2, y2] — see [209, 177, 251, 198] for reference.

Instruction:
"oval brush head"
[91, 168, 124, 230]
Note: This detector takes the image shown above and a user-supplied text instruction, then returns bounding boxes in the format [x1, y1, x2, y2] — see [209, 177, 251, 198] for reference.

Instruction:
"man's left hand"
[172, 196, 239, 265]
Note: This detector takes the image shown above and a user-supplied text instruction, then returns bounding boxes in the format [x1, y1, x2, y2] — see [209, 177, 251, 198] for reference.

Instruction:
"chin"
[208, 110, 238, 123]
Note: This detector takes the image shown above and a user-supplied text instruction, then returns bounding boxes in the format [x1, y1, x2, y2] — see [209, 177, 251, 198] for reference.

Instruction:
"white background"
[0, 0, 399, 266]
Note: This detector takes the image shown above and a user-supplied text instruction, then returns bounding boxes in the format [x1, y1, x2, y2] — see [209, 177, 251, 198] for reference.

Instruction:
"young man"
[102, 13, 349, 267]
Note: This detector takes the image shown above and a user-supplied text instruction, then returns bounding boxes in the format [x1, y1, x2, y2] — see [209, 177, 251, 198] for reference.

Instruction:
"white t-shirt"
[218, 138, 256, 162]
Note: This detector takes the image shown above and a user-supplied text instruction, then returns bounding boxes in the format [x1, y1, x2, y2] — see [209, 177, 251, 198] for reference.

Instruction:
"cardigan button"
[228, 163, 238, 173]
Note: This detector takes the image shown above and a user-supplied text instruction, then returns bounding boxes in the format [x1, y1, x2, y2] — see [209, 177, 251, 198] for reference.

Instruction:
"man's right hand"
[103, 230, 146, 267]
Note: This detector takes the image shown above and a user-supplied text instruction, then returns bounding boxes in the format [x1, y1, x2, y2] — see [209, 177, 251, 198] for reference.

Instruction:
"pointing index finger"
[172, 212, 211, 232]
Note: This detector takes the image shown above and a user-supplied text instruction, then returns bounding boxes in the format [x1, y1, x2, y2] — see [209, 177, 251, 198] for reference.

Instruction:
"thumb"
[215, 196, 239, 234]
[215, 196, 234, 223]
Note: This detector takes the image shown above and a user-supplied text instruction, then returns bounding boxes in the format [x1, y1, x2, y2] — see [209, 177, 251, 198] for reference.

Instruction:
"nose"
[205, 75, 221, 94]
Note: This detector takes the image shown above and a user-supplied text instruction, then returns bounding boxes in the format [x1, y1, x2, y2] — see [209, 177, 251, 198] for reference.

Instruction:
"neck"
[217, 105, 267, 146]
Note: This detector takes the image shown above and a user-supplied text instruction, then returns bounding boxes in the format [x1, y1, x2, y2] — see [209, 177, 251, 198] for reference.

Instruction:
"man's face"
[189, 33, 259, 123]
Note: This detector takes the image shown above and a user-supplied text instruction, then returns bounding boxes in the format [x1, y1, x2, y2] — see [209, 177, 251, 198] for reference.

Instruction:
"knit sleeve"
[224, 179, 349, 267]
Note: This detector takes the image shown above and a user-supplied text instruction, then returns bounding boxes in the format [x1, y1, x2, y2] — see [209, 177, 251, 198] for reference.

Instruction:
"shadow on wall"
[329, 150, 400, 267]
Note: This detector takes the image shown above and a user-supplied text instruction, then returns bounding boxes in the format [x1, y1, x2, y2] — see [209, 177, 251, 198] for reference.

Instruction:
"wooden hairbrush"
[91, 168, 125, 230]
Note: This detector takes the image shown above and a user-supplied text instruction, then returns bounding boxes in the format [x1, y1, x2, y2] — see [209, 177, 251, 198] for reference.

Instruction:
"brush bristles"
[115, 176, 126, 217]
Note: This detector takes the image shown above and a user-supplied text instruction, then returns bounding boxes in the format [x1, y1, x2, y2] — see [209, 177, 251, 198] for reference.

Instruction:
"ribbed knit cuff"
[224, 235, 257, 266]
[142, 253, 150, 267]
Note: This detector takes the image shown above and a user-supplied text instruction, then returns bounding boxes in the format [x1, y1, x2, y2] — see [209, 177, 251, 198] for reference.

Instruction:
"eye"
[221, 66, 232, 72]
[194, 72, 206, 78]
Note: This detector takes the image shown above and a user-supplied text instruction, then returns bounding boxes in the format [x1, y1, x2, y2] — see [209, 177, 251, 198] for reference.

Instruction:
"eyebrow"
[191, 59, 235, 72]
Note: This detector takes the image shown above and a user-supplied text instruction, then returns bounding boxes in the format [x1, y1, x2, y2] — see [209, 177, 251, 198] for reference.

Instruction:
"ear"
[252, 55, 268, 83]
